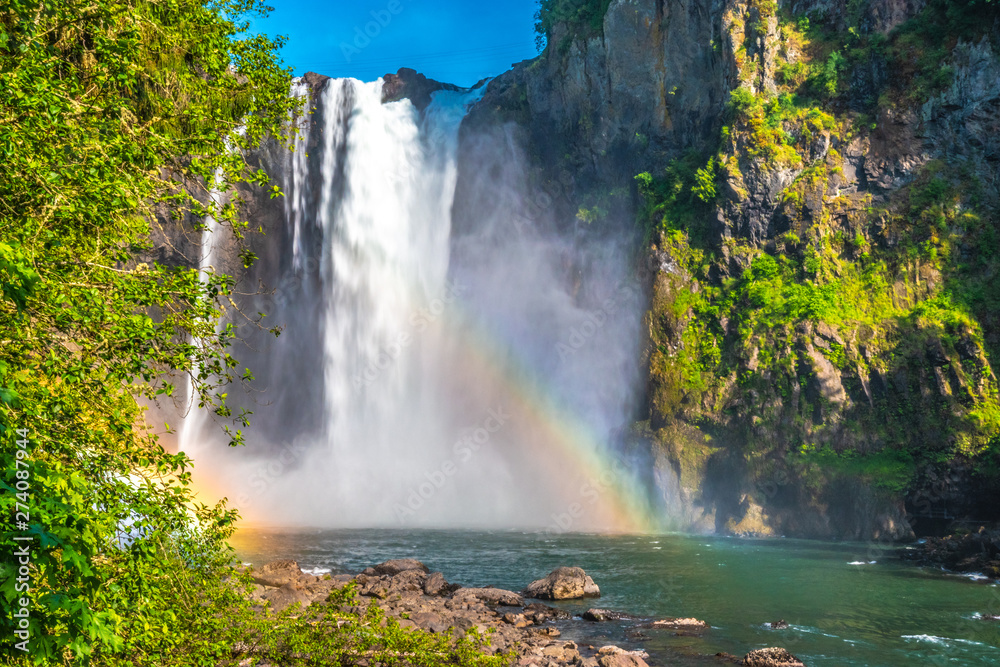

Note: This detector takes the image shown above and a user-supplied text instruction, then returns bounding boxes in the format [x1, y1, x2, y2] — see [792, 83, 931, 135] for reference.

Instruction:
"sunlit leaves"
[0, 0, 296, 661]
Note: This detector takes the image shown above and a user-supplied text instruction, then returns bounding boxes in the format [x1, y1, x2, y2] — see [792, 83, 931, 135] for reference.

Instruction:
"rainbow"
[435, 302, 661, 535]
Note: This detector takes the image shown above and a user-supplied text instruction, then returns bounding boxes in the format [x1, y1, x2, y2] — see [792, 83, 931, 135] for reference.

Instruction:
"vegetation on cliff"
[533, 0, 612, 50]
[636, 0, 1000, 536]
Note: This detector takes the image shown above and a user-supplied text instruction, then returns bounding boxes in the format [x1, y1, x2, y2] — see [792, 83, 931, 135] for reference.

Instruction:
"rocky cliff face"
[457, 0, 1000, 540]
[458, 0, 733, 227]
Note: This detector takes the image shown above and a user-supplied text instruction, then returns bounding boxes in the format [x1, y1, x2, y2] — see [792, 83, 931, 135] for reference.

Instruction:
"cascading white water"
[313, 80, 474, 519]
[284, 79, 311, 274]
[182, 76, 658, 530]
[179, 166, 226, 458]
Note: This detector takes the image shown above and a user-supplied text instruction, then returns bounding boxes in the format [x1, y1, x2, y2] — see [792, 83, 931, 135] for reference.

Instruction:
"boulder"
[582, 608, 639, 622]
[524, 567, 600, 600]
[354, 574, 390, 599]
[388, 568, 427, 594]
[260, 582, 312, 612]
[302, 576, 350, 603]
[372, 559, 430, 576]
[743, 647, 806, 667]
[596, 646, 650, 667]
[598, 655, 649, 667]
[423, 571, 453, 596]
[454, 587, 524, 607]
[250, 560, 312, 587]
[503, 612, 531, 628]
[542, 642, 581, 663]
[409, 611, 450, 633]
[524, 602, 572, 623]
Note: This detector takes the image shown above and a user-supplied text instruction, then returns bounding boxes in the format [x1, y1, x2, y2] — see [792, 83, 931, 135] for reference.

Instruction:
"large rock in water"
[743, 647, 806, 667]
[452, 587, 524, 607]
[524, 567, 600, 600]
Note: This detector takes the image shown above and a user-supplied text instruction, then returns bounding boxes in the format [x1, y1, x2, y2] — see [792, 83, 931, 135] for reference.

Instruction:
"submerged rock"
[583, 608, 640, 622]
[524, 567, 601, 600]
[649, 617, 709, 631]
[743, 647, 806, 667]
[899, 530, 1000, 579]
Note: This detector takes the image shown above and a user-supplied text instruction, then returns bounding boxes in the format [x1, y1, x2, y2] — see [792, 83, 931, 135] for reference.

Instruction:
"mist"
[180, 75, 659, 532]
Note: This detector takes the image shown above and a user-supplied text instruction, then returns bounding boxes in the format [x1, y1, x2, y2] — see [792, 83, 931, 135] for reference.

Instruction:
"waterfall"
[179, 165, 226, 460]
[181, 76, 658, 531]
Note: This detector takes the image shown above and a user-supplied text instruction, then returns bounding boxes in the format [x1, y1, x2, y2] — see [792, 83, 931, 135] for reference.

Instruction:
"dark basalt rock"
[899, 529, 1000, 578]
[381, 67, 461, 111]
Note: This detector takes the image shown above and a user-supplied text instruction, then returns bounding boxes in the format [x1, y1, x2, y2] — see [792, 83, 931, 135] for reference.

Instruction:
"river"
[231, 528, 1000, 666]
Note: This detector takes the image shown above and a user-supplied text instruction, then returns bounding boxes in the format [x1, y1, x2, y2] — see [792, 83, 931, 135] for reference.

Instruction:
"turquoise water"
[231, 529, 1000, 666]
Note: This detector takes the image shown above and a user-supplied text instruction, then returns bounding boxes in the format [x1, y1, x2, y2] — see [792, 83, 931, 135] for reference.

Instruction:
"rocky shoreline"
[899, 529, 1000, 579]
[244, 559, 806, 667]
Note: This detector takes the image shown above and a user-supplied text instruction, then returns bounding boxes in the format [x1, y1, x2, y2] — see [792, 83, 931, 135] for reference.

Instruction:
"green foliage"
[0, 1, 512, 662]
[727, 88, 761, 120]
[0, 0, 334, 662]
[534, 0, 613, 51]
[816, 51, 846, 98]
[792, 445, 916, 493]
[725, 89, 838, 166]
[576, 205, 606, 225]
[640, 0, 1000, 515]
[263, 584, 509, 667]
[636, 150, 999, 486]
[635, 152, 717, 248]
[692, 159, 719, 204]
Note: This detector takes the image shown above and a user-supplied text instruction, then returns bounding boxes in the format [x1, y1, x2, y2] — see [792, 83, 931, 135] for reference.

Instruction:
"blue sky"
[250, 0, 542, 87]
